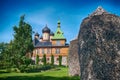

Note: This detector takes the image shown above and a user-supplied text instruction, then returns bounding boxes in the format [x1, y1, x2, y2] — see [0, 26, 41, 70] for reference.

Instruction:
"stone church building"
[32, 21, 69, 65]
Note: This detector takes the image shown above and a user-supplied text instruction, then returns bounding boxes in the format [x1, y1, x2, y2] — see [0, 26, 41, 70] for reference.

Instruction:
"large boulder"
[78, 6, 120, 80]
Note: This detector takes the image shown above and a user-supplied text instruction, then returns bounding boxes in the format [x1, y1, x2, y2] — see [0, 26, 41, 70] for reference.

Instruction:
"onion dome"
[50, 31, 54, 36]
[42, 25, 50, 33]
[35, 32, 39, 36]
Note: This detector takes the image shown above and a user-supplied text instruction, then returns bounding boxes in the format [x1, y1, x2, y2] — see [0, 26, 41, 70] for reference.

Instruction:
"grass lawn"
[0, 67, 80, 80]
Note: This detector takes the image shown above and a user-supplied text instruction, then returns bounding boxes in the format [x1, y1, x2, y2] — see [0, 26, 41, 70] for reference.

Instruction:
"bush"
[36, 55, 39, 65]
[41, 65, 52, 71]
[0, 61, 11, 69]
[19, 65, 27, 72]
[59, 56, 62, 66]
[6, 68, 11, 72]
[23, 64, 53, 73]
[25, 65, 41, 73]
[12, 68, 21, 73]
[43, 54, 46, 65]
[51, 55, 54, 65]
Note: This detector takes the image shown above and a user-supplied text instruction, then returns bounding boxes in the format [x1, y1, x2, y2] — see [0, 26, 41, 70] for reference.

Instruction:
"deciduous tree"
[12, 15, 33, 68]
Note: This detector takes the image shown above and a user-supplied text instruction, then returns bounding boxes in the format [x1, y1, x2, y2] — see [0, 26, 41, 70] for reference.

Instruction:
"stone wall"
[68, 39, 80, 76]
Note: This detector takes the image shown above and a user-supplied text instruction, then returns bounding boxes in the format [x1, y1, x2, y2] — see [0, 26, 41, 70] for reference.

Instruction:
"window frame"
[42, 48, 44, 54]
[56, 48, 60, 54]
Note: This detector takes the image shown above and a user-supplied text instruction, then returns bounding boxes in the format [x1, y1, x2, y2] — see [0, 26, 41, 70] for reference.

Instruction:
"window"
[42, 48, 44, 54]
[56, 48, 60, 54]
[36, 49, 37, 54]
[36, 49, 40, 54]
[56, 40, 60, 45]
[47, 48, 50, 54]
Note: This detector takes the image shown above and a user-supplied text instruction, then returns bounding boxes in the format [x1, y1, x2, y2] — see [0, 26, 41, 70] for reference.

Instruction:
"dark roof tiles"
[42, 25, 50, 33]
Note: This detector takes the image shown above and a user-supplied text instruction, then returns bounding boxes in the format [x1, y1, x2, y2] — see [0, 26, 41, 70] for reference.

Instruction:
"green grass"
[0, 67, 80, 80]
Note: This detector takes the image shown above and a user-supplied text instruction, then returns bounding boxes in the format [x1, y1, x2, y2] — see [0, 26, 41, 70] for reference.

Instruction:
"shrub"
[51, 55, 54, 65]
[59, 55, 62, 66]
[6, 68, 11, 72]
[36, 55, 39, 65]
[21, 56, 32, 66]
[19, 65, 27, 72]
[23, 64, 53, 73]
[43, 54, 46, 65]
[41, 65, 52, 71]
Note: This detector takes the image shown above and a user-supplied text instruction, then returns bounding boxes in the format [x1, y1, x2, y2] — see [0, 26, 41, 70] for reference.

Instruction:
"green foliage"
[19, 65, 53, 73]
[43, 54, 46, 66]
[24, 65, 41, 73]
[19, 65, 27, 73]
[36, 55, 39, 65]
[13, 15, 33, 56]
[0, 42, 8, 60]
[51, 55, 54, 65]
[11, 15, 33, 68]
[21, 56, 32, 66]
[0, 15, 34, 70]
[0, 41, 14, 69]
[59, 55, 62, 66]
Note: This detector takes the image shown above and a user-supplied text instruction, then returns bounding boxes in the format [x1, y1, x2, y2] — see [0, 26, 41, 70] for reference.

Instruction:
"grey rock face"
[78, 12, 120, 80]
[90, 6, 108, 16]
[68, 39, 80, 76]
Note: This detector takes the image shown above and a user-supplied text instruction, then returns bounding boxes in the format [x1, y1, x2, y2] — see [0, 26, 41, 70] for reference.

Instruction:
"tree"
[51, 55, 54, 65]
[12, 15, 33, 68]
[36, 54, 39, 65]
[0, 42, 8, 60]
[0, 42, 10, 69]
[59, 55, 62, 66]
[13, 15, 33, 56]
[43, 54, 46, 65]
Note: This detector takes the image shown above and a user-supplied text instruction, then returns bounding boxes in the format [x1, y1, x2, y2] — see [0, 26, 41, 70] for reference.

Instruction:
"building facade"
[32, 21, 69, 65]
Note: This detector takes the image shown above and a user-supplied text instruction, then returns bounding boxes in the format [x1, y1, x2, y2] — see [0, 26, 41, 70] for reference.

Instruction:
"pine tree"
[36, 55, 39, 65]
[51, 55, 54, 65]
[59, 55, 62, 66]
[43, 54, 46, 65]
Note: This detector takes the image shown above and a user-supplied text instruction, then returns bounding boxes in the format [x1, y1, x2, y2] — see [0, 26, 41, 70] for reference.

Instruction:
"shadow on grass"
[0, 75, 80, 80]
[0, 71, 10, 74]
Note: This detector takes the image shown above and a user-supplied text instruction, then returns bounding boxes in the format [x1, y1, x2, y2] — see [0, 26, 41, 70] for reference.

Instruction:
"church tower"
[52, 20, 66, 46]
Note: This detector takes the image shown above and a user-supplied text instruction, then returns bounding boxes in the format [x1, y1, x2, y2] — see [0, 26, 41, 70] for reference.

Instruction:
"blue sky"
[0, 0, 120, 43]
